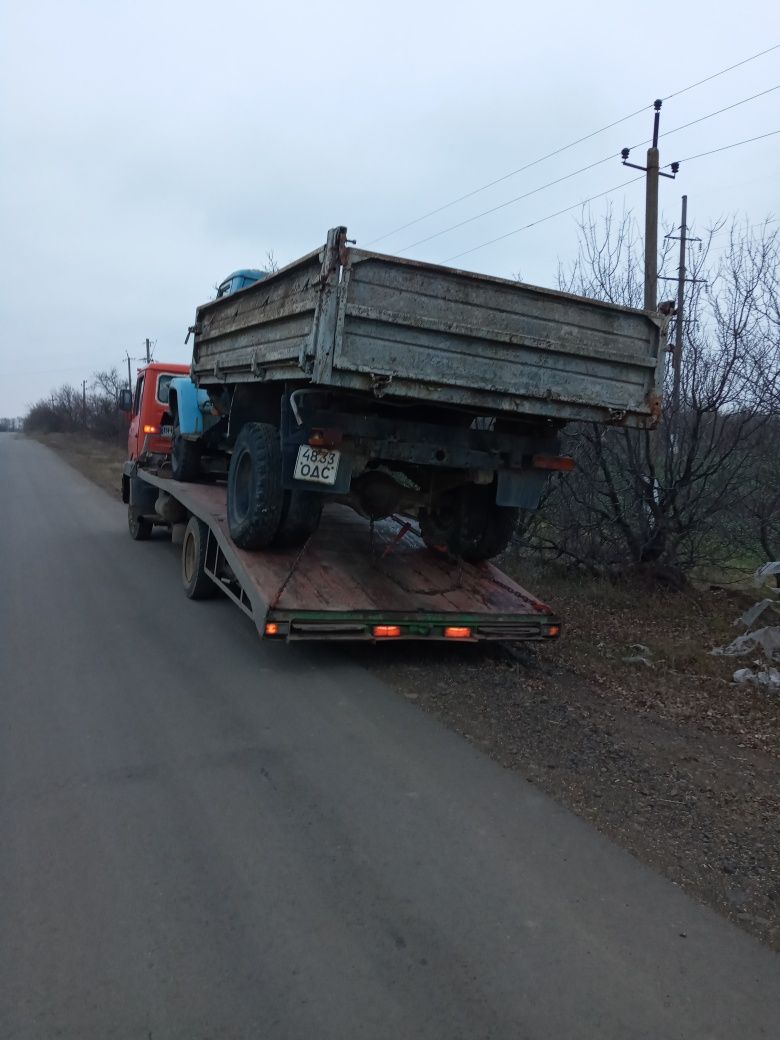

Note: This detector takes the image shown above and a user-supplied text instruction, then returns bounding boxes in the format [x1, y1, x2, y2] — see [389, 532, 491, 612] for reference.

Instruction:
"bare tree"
[25, 367, 128, 441]
[519, 210, 780, 584]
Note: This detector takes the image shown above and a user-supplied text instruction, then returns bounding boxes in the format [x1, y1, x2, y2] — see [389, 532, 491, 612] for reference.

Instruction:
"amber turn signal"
[444, 626, 472, 639]
[264, 622, 280, 636]
[373, 625, 401, 638]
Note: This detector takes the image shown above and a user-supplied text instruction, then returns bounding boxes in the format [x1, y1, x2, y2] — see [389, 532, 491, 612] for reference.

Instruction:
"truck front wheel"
[171, 419, 202, 482]
[181, 516, 218, 599]
[227, 423, 285, 549]
[227, 422, 323, 550]
[128, 506, 153, 541]
[420, 485, 518, 562]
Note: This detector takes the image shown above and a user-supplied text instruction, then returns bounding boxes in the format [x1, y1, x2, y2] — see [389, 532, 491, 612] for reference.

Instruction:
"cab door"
[128, 374, 144, 459]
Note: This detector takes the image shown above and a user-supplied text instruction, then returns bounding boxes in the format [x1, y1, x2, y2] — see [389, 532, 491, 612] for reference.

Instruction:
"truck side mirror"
[119, 388, 133, 412]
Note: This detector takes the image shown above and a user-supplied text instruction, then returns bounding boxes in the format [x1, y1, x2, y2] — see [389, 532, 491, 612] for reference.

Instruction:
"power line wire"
[365, 107, 650, 247]
[444, 127, 778, 266]
[366, 43, 780, 247]
[671, 127, 780, 164]
[399, 153, 616, 252]
[660, 84, 779, 141]
[663, 42, 780, 102]
[443, 174, 645, 263]
[399, 86, 778, 254]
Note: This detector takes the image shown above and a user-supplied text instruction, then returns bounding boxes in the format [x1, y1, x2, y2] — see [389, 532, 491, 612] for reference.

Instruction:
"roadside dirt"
[34, 433, 780, 949]
[29, 432, 125, 499]
[358, 567, 780, 950]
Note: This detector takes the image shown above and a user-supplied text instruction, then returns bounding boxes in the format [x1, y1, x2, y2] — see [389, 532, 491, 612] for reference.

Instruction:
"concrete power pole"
[82, 379, 87, 428]
[621, 100, 680, 312]
[126, 352, 132, 390]
[672, 195, 688, 414]
[661, 196, 702, 421]
[145, 338, 151, 363]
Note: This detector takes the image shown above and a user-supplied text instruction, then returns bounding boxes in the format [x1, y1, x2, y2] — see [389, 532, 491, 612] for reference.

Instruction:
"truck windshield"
[156, 374, 176, 404]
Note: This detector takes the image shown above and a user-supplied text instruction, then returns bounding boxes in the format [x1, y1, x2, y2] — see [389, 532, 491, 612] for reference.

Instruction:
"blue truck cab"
[215, 268, 269, 298]
[167, 268, 269, 479]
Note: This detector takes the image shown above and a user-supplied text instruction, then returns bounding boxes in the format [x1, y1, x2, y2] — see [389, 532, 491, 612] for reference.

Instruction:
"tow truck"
[121, 362, 561, 645]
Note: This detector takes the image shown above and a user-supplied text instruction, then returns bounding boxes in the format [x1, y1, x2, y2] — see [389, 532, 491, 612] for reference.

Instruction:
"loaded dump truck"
[163, 227, 665, 562]
[121, 226, 666, 643]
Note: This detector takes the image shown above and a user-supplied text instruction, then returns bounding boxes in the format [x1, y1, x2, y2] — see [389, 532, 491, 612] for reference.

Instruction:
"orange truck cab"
[125, 362, 189, 461]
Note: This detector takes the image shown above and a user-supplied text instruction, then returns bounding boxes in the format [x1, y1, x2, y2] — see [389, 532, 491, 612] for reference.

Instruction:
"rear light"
[444, 626, 472, 639]
[545, 624, 561, 638]
[264, 622, 280, 636]
[531, 454, 575, 472]
[143, 424, 158, 434]
[308, 430, 326, 447]
[373, 624, 401, 638]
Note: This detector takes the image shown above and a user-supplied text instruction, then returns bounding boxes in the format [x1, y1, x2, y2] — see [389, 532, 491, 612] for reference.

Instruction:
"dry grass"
[509, 560, 778, 755]
[30, 432, 125, 500]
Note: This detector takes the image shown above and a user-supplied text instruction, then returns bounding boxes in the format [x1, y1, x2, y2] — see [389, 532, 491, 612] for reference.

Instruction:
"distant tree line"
[0, 417, 23, 432]
[24, 368, 127, 442]
[515, 212, 780, 583]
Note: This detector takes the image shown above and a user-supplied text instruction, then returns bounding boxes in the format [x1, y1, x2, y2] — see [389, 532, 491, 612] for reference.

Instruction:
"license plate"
[293, 445, 340, 485]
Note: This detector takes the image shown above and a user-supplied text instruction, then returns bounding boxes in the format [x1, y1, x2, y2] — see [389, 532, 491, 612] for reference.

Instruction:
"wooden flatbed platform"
[134, 468, 560, 643]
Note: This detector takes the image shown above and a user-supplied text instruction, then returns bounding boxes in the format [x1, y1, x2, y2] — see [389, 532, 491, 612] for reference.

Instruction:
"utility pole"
[621, 100, 680, 311]
[672, 195, 688, 414]
[145, 338, 151, 363]
[661, 197, 703, 420]
[82, 379, 87, 428]
[126, 351, 132, 390]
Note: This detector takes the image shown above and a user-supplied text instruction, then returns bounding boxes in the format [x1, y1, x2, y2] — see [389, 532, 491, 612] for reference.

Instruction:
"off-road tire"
[171, 418, 202, 482]
[181, 516, 217, 599]
[227, 422, 285, 549]
[420, 484, 519, 562]
[128, 506, 153, 541]
[273, 490, 323, 548]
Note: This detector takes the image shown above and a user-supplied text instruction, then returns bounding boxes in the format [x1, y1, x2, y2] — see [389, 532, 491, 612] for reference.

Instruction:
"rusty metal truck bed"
[191, 227, 665, 428]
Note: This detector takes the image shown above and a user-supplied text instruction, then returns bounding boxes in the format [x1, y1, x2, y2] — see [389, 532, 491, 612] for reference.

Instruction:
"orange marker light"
[143, 424, 158, 434]
[546, 624, 561, 638]
[373, 624, 401, 638]
[531, 454, 575, 472]
[264, 622, 279, 636]
[444, 626, 472, 639]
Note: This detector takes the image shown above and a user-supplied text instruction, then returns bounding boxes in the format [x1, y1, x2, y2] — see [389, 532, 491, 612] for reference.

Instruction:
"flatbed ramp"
[139, 470, 560, 643]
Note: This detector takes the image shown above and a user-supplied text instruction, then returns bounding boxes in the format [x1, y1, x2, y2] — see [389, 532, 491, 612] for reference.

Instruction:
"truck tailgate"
[332, 249, 665, 426]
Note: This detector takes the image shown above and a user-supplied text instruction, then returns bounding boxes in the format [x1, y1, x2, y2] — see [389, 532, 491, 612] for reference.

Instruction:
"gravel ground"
[356, 571, 780, 951]
[34, 433, 780, 949]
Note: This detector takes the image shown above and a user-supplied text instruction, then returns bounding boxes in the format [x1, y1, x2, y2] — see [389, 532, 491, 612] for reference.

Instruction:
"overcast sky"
[1, 0, 777, 417]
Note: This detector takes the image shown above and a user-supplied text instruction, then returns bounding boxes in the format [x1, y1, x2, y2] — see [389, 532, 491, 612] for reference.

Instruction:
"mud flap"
[496, 469, 547, 509]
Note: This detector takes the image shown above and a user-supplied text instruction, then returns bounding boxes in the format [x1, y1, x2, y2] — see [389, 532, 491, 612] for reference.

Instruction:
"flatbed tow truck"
[124, 456, 560, 645]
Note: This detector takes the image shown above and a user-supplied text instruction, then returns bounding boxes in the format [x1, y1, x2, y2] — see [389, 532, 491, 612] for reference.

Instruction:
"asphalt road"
[1, 435, 777, 1040]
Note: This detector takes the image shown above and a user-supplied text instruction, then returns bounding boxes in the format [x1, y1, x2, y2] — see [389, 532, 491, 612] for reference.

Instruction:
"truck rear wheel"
[181, 516, 217, 599]
[420, 485, 518, 562]
[128, 506, 153, 541]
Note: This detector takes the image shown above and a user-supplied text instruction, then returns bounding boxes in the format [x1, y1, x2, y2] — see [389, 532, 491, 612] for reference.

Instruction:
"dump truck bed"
[137, 469, 559, 642]
[191, 227, 665, 427]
